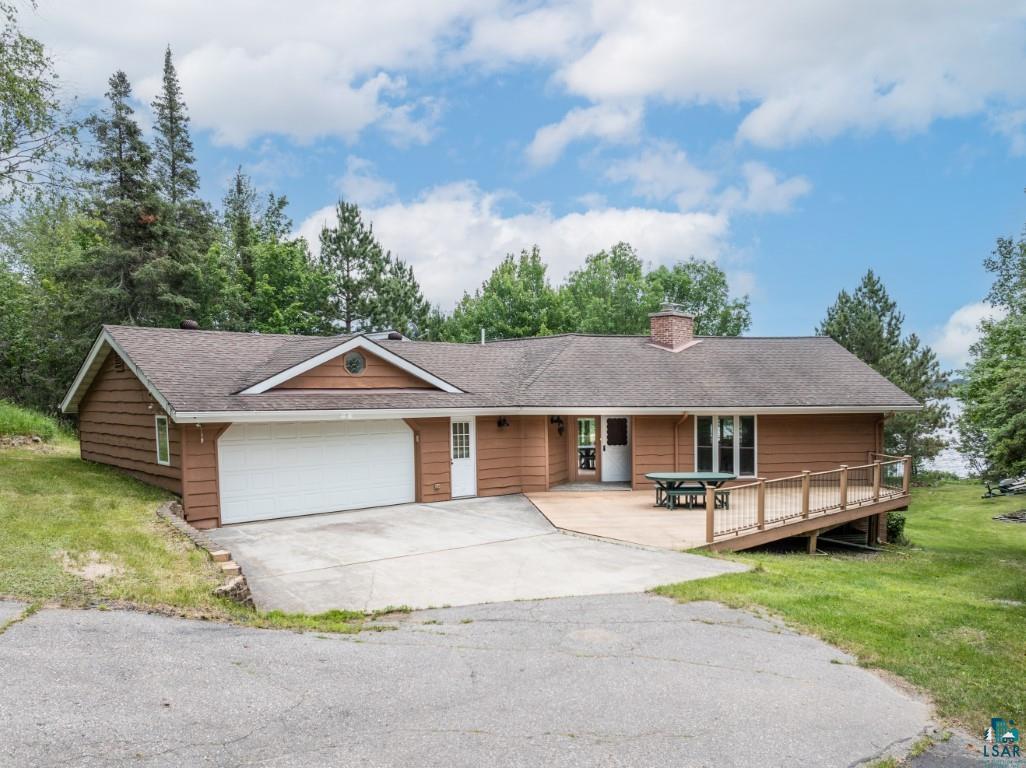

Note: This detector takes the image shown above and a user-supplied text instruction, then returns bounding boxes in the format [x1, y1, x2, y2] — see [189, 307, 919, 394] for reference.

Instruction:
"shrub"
[887, 511, 908, 545]
[912, 470, 960, 487]
[0, 400, 59, 441]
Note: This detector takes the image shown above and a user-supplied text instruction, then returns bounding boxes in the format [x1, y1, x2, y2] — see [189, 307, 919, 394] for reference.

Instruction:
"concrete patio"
[528, 489, 709, 549]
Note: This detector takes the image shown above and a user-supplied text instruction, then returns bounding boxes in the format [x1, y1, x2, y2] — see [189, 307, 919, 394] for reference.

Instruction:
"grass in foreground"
[655, 481, 1026, 729]
[0, 400, 63, 441]
[0, 441, 391, 634]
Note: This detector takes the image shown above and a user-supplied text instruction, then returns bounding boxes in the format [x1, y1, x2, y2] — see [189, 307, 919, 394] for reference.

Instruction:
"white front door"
[450, 418, 477, 497]
[600, 416, 631, 482]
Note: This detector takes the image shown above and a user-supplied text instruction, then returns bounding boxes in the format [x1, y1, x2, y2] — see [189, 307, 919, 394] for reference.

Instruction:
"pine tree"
[151, 47, 198, 208]
[818, 270, 949, 469]
[221, 166, 259, 281]
[318, 200, 390, 332]
[380, 257, 430, 337]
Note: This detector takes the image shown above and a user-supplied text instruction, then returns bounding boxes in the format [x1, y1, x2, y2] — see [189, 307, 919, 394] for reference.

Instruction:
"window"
[695, 415, 756, 476]
[154, 415, 170, 466]
[606, 417, 628, 446]
[343, 351, 366, 375]
[451, 420, 470, 460]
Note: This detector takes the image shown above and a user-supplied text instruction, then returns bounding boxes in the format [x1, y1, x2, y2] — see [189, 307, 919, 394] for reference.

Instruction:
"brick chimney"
[649, 303, 695, 350]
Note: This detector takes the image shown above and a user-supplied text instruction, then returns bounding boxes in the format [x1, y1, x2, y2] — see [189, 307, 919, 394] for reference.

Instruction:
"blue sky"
[27, 1, 1026, 369]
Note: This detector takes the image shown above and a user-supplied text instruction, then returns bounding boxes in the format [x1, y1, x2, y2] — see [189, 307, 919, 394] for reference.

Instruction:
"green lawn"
[0, 440, 393, 633]
[656, 481, 1026, 730]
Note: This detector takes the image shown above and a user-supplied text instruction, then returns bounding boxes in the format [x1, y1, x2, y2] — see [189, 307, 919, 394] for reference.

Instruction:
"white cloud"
[526, 103, 643, 167]
[336, 157, 397, 206]
[298, 181, 729, 307]
[932, 301, 1007, 369]
[30, 0, 487, 147]
[722, 162, 812, 214]
[605, 141, 717, 210]
[546, 2, 1026, 150]
[30, 1, 1026, 154]
[991, 109, 1026, 156]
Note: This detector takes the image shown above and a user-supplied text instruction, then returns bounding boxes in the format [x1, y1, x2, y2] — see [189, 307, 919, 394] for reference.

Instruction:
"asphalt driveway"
[0, 595, 931, 767]
[208, 495, 746, 612]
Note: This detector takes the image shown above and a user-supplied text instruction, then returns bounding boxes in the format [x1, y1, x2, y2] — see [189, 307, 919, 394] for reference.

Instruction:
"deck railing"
[707, 455, 911, 542]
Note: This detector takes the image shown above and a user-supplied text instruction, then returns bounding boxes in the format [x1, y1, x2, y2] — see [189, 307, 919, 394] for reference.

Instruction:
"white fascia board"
[173, 403, 919, 424]
[239, 335, 462, 395]
[60, 330, 177, 418]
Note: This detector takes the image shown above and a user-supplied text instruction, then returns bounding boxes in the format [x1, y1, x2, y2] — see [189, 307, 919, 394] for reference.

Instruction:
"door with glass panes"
[695, 416, 756, 476]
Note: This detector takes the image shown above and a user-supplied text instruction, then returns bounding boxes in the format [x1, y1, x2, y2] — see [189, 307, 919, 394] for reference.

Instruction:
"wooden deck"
[530, 457, 912, 552]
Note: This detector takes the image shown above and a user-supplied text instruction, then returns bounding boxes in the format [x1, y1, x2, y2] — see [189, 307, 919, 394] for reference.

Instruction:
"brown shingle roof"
[86, 324, 919, 415]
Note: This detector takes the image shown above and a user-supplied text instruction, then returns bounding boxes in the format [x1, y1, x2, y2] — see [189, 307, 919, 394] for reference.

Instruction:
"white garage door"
[218, 420, 415, 524]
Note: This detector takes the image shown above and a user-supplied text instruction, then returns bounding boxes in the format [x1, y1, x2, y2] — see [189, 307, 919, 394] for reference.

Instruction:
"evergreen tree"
[221, 166, 259, 281]
[317, 200, 390, 332]
[380, 257, 430, 337]
[151, 47, 198, 207]
[818, 270, 949, 469]
[77, 70, 160, 325]
[958, 212, 1026, 479]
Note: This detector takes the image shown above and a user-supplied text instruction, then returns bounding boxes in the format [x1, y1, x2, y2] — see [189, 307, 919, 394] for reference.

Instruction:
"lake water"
[923, 398, 971, 478]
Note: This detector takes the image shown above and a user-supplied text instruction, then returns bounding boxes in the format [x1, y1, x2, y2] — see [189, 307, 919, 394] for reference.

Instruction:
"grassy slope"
[656, 482, 1026, 728]
[0, 440, 387, 633]
[0, 400, 61, 441]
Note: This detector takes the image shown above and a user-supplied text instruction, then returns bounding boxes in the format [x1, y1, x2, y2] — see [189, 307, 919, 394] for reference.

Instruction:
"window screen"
[451, 421, 470, 459]
[155, 416, 170, 466]
[739, 416, 756, 476]
[717, 416, 735, 474]
[696, 416, 713, 471]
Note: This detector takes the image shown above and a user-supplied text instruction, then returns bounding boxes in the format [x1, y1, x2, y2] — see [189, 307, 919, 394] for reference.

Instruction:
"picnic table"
[578, 445, 596, 470]
[644, 472, 736, 510]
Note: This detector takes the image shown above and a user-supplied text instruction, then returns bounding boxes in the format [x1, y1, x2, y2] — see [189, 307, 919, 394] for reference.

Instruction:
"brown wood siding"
[404, 418, 452, 502]
[631, 416, 682, 489]
[476, 415, 524, 496]
[78, 352, 182, 494]
[631, 413, 879, 488]
[275, 349, 434, 390]
[547, 417, 569, 487]
[756, 414, 880, 477]
[521, 416, 548, 493]
[180, 423, 229, 529]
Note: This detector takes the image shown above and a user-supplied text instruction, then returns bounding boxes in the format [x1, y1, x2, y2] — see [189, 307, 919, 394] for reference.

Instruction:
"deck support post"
[902, 455, 912, 495]
[807, 531, 819, 554]
[801, 471, 810, 519]
[872, 461, 881, 502]
[839, 465, 848, 511]
[705, 486, 716, 544]
[756, 478, 766, 530]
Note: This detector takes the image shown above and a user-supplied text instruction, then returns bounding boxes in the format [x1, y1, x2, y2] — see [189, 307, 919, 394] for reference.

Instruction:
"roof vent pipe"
[387, 331, 403, 340]
[480, 327, 485, 345]
[179, 319, 199, 330]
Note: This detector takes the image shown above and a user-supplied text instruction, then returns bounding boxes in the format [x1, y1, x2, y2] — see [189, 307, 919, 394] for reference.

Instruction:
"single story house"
[61, 305, 920, 533]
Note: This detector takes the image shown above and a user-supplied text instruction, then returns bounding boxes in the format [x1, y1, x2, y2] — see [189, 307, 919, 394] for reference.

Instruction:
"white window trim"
[694, 414, 758, 478]
[154, 415, 171, 466]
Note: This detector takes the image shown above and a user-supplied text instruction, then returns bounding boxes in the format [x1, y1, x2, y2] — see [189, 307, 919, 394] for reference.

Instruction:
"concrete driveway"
[208, 495, 746, 612]
[0, 595, 931, 767]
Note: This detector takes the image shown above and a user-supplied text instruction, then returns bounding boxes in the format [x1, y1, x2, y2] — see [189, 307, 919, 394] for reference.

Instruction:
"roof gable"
[239, 336, 462, 395]
[273, 346, 438, 390]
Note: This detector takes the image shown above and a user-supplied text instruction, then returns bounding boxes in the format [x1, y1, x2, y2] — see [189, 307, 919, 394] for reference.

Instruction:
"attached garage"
[218, 420, 415, 524]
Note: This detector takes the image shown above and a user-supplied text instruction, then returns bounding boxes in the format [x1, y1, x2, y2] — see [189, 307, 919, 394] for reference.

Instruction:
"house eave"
[171, 403, 921, 424]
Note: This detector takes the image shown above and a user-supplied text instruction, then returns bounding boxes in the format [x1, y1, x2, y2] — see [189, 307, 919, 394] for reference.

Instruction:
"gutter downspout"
[674, 413, 689, 471]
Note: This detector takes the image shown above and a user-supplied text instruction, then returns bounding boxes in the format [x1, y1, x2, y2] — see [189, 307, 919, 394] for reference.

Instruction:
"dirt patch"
[0, 436, 55, 452]
[56, 551, 124, 582]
